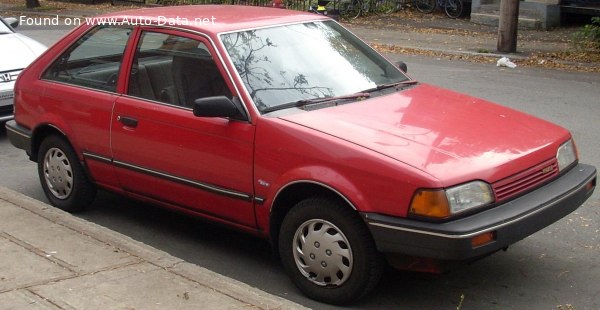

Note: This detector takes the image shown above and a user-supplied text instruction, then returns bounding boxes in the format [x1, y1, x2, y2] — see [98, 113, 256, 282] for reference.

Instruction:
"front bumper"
[363, 163, 596, 261]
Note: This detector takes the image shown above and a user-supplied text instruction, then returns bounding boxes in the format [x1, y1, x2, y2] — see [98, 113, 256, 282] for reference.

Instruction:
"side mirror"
[395, 61, 408, 73]
[4, 17, 19, 29]
[193, 96, 248, 121]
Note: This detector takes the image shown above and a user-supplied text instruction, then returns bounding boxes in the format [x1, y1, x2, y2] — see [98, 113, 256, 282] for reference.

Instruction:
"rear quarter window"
[42, 25, 132, 92]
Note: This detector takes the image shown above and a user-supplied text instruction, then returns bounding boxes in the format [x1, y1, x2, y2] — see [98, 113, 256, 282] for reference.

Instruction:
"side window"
[127, 31, 231, 108]
[43, 26, 131, 92]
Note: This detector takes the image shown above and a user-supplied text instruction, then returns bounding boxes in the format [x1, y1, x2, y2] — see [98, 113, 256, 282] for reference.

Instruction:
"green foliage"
[572, 17, 600, 51]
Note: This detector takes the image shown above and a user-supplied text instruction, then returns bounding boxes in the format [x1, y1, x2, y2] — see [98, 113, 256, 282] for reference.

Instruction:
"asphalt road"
[1, 23, 599, 309]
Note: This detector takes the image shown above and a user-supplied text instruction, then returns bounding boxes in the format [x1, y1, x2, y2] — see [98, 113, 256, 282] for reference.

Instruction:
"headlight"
[446, 181, 494, 214]
[557, 139, 577, 172]
[410, 181, 494, 219]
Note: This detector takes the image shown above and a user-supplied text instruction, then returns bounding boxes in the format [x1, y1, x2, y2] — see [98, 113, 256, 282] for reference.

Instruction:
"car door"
[111, 28, 256, 228]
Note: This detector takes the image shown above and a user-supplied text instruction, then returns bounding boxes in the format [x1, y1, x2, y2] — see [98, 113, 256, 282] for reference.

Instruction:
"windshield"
[0, 19, 14, 33]
[221, 20, 409, 113]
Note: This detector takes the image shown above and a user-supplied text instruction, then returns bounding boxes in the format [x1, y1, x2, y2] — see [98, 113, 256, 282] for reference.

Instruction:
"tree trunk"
[497, 0, 520, 53]
[26, 0, 41, 9]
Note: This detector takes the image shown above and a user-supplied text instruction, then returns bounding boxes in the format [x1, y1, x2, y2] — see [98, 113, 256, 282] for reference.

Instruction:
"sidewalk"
[345, 11, 574, 57]
[0, 186, 306, 310]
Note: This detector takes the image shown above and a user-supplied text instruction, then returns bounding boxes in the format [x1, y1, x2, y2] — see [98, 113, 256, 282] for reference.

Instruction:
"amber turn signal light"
[409, 190, 450, 218]
[585, 178, 596, 192]
[471, 231, 496, 248]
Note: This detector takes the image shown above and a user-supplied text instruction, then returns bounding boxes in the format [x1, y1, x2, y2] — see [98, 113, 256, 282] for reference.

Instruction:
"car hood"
[0, 33, 47, 72]
[278, 84, 570, 186]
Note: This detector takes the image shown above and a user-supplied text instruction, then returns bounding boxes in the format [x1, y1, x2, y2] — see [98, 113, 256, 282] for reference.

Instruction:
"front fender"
[254, 165, 369, 236]
[252, 116, 441, 236]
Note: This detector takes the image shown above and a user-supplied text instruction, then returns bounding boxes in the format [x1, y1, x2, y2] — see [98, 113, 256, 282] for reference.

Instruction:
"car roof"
[96, 5, 328, 35]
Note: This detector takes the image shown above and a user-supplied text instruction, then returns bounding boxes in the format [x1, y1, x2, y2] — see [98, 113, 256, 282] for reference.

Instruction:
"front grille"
[492, 158, 559, 202]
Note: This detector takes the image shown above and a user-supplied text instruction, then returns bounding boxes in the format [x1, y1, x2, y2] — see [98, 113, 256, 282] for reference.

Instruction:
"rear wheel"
[38, 135, 96, 212]
[415, 0, 436, 13]
[278, 197, 384, 305]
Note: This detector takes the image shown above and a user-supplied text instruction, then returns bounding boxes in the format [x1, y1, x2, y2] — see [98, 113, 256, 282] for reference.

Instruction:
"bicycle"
[307, 0, 372, 19]
[380, 0, 461, 18]
[416, 0, 464, 18]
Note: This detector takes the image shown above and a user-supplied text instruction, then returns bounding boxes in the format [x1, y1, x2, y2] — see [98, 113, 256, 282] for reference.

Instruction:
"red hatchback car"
[6, 5, 596, 304]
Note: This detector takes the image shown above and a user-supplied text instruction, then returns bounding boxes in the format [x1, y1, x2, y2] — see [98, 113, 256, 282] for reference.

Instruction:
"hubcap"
[43, 147, 73, 199]
[292, 219, 353, 287]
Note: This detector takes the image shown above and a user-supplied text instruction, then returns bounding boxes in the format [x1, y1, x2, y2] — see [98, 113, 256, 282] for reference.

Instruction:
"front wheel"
[278, 197, 384, 305]
[37, 135, 97, 212]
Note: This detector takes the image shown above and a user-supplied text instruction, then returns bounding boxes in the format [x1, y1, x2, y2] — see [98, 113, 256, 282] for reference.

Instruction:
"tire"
[37, 135, 96, 212]
[278, 197, 384, 305]
[444, 0, 463, 18]
[415, 0, 436, 13]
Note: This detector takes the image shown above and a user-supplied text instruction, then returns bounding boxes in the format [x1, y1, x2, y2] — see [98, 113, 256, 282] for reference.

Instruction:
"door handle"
[117, 116, 138, 128]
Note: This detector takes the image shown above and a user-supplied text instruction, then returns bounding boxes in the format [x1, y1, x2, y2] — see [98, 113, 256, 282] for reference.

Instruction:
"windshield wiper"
[361, 79, 419, 93]
[263, 92, 371, 113]
[262, 80, 418, 113]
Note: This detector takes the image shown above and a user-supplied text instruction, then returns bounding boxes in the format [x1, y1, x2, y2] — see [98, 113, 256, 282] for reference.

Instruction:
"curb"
[0, 186, 307, 310]
[371, 42, 529, 59]
[367, 42, 600, 71]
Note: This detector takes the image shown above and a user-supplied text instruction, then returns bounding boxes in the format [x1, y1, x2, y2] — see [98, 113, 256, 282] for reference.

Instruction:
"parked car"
[0, 16, 46, 122]
[5, 6, 596, 304]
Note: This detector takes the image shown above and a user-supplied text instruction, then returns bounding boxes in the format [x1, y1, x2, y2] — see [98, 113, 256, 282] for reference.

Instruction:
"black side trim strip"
[112, 160, 253, 202]
[83, 152, 255, 202]
[83, 152, 112, 164]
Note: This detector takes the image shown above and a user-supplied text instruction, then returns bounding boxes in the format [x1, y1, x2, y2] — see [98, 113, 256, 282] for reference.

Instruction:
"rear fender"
[31, 115, 77, 161]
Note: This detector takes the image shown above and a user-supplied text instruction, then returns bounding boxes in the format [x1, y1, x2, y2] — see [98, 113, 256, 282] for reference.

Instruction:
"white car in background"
[0, 16, 46, 122]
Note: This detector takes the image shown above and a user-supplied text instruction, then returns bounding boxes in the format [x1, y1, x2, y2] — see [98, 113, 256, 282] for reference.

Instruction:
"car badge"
[541, 166, 554, 174]
[0, 73, 12, 82]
